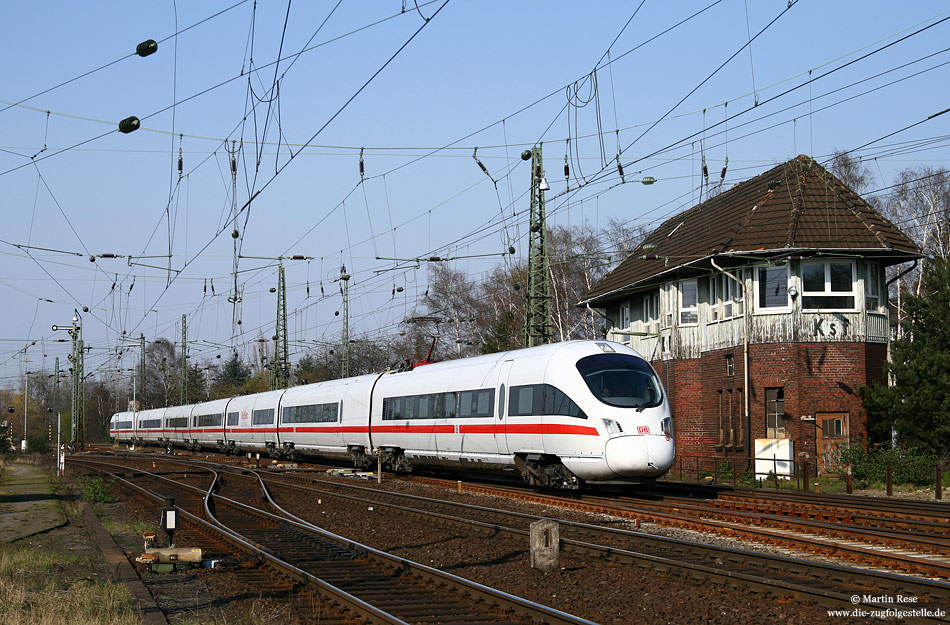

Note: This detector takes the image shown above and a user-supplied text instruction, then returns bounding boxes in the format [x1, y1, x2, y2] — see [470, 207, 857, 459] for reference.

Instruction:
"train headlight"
[661, 416, 673, 441]
[601, 419, 623, 438]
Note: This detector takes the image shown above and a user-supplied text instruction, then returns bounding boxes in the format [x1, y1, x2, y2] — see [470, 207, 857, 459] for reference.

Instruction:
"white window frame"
[755, 264, 791, 313]
[616, 304, 631, 343]
[642, 290, 660, 334]
[679, 279, 699, 326]
[728, 273, 744, 317]
[662, 284, 675, 328]
[865, 262, 881, 311]
[709, 273, 744, 322]
[709, 275, 723, 322]
[801, 260, 857, 312]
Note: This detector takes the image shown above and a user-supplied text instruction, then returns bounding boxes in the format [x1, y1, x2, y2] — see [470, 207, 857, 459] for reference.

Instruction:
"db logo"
[637, 426, 651, 434]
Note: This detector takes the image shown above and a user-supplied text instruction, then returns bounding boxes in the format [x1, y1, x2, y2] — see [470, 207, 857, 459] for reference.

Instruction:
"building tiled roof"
[581, 155, 921, 306]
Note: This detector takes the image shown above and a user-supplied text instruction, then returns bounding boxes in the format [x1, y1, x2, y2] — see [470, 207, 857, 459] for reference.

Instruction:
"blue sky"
[2, 0, 948, 384]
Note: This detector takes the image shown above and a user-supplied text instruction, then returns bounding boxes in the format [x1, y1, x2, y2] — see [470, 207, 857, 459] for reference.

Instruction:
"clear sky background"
[2, 0, 948, 385]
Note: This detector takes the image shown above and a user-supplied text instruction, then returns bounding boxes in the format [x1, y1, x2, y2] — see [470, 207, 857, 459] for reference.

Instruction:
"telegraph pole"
[522, 145, 553, 347]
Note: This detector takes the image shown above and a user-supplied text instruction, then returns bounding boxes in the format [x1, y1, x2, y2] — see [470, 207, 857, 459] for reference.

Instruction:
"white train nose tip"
[604, 435, 675, 477]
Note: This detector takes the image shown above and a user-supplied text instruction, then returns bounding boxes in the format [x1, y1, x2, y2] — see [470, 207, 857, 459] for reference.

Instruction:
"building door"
[815, 412, 849, 475]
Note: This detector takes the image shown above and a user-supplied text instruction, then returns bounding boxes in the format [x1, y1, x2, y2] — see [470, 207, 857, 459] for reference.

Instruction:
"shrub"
[77, 475, 116, 503]
[837, 441, 938, 488]
[25, 436, 49, 454]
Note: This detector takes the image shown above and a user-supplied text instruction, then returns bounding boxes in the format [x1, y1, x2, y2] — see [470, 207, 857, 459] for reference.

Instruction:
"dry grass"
[100, 518, 154, 538]
[0, 544, 139, 625]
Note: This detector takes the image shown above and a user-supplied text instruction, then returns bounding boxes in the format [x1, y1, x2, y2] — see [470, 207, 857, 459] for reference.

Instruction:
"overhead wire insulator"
[118, 116, 140, 134]
[178, 148, 183, 177]
[136, 39, 158, 57]
[720, 157, 729, 183]
[616, 156, 625, 183]
[702, 154, 709, 184]
[563, 155, 569, 180]
[359, 147, 365, 181]
[472, 147, 496, 185]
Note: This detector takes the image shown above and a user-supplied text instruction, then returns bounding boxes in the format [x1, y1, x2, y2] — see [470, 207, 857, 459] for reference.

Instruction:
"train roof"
[400, 340, 646, 375]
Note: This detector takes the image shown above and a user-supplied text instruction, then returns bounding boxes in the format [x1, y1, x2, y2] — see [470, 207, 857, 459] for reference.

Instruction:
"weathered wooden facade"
[580, 155, 921, 474]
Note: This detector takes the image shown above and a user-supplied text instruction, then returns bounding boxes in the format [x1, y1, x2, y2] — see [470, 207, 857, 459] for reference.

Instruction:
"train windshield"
[576, 353, 663, 410]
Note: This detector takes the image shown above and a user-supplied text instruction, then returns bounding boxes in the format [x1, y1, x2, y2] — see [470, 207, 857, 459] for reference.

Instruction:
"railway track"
[86, 449, 950, 576]
[96, 454, 947, 621]
[71, 457, 598, 625]
[640, 480, 949, 531]
[404, 475, 950, 577]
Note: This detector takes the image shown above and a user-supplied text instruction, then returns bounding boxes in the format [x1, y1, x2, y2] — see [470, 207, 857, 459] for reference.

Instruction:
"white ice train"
[110, 340, 675, 488]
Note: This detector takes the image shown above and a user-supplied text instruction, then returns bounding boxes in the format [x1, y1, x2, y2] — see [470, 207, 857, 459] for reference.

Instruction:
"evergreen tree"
[210, 352, 252, 399]
[862, 257, 950, 457]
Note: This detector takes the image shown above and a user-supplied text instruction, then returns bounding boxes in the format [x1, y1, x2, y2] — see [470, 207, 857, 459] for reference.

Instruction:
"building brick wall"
[653, 341, 885, 465]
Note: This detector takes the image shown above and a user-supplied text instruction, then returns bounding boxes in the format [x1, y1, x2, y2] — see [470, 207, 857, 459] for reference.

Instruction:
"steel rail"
[70, 458, 420, 625]
[72, 456, 598, 625]
[218, 466, 950, 614]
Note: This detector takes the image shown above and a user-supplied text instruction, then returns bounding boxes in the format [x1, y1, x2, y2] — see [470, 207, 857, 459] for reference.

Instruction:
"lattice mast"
[275, 262, 291, 388]
[179, 314, 188, 405]
[523, 145, 553, 347]
[69, 316, 84, 449]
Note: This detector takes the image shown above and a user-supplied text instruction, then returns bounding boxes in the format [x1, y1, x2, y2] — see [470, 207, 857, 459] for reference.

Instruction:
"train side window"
[383, 397, 405, 421]
[385, 390, 488, 419]
[458, 389, 494, 417]
[252, 409, 274, 425]
[459, 391, 473, 417]
[227, 412, 239, 426]
[197, 414, 221, 427]
[418, 395, 432, 419]
[284, 403, 339, 423]
[444, 392, 457, 418]
[511, 386, 535, 416]
[510, 384, 586, 419]
[476, 390, 492, 416]
[545, 385, 586, 419]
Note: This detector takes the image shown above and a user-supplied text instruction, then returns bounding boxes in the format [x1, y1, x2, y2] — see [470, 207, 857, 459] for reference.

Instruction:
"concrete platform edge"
[81, 502, 168, 625]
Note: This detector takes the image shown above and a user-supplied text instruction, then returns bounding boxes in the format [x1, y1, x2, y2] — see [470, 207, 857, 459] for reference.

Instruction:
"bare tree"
[831, 149, 878, 207]
[144, 338, 179, 408]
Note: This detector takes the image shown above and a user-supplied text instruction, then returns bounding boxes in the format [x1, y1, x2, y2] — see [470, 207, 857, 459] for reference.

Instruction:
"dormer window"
[802, 260, 855, 311]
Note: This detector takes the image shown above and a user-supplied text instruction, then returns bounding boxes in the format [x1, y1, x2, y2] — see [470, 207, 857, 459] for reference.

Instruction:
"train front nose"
[603, 434, 675, 477]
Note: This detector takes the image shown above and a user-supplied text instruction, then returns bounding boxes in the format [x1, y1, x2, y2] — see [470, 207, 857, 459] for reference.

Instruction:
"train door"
[495, 360, 513, 455]
[815, 411, 849, 476]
